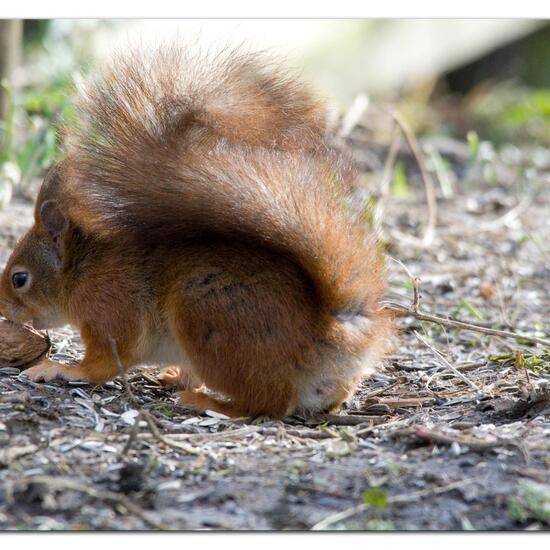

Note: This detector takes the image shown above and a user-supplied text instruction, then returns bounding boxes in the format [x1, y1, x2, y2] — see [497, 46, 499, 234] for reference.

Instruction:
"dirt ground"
[0, 124, 549, 531]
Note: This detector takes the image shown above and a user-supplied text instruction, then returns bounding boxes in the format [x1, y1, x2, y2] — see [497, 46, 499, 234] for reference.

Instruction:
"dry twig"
[412, 427, 528, 462]
[442, 195, 532, 237]
[389, 110, 438, 248]
[108, 337, 201, 456]
[414, 331, 482, 393]
[387, 259, 550, 349]
[386, 301, 550, 349]
[306, 414, 387, 427]
[379, 121, 402, 196]
[339, 93, 370, 138]
[311, 478, 479, 530]
[355, 417, 414, 436]
[136, 425, 258, 443]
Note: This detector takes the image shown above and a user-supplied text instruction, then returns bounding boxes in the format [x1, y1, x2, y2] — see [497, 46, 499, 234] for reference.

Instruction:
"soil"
[0, 124, 549, 531]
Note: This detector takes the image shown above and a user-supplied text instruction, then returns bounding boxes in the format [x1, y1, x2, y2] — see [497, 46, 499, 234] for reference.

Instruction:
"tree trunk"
[0, 19, 23, 123]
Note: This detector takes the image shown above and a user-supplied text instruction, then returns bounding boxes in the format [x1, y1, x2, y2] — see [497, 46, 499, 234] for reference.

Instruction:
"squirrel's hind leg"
[158, 366, 199, 389]
[177, 388, 248, 418]
[158, 366, 181, 387]
[177, 386, 298, 419]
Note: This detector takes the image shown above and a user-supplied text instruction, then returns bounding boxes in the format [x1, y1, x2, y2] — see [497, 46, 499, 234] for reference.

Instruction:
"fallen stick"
[412, 426, 528, 462]
[386, 257, 550, 349]
[108, 337, 201, 456]
[306, 414, 387, 427]
[136, 425, 259, 443]
[376, 397, 436, 408]
[311, 477, 479, 530]
[391, 110, 438, 248]
[386, 301, 550, 348]
[379, 121, 402, 196]
[355, 417, 414, 436]
[415, 331, 482, 392]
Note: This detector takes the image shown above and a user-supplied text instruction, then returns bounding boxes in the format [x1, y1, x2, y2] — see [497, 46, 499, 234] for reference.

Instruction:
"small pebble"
[120, 409, 140, 425]
[80, 440, 105, 450]
[205, 409, 230, 420]
[58, 441, 81, 452]
[181, 417, 201, 425]
[450, 441, 462, 456]
[198, 417, 221, 427]
[23, 468, 46, 476]
[157, 480, 181, 491]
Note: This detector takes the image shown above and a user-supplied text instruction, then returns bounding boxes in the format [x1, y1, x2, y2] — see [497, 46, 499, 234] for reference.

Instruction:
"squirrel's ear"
[40, 200, 69, 242]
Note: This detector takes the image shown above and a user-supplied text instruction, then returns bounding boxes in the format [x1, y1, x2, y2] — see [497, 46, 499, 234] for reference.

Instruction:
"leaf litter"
[0, 108, 549, 530]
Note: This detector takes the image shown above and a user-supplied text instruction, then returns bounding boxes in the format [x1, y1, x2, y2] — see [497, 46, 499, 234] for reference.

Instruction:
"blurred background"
[2, 18, 550, 207]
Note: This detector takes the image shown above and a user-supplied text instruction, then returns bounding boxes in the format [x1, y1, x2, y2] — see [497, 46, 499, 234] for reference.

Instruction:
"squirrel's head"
[0, 166, 70, 330]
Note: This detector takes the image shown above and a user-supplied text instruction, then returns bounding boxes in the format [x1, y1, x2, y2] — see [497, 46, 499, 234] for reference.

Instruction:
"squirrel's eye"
[12, 271, 29, 290]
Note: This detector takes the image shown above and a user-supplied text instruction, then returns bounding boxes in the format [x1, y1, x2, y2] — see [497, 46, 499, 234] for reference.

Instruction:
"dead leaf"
[479, 281, 496, 301]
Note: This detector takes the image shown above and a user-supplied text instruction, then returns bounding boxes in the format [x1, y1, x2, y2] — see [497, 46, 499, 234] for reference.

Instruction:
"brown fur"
[0, 44, 392, 418]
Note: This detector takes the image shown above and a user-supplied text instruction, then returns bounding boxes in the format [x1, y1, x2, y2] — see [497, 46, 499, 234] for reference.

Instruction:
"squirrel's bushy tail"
[62, 44, 386, 318]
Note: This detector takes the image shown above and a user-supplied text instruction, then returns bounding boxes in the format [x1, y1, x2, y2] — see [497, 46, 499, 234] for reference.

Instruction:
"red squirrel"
[0, 45, 392, 418]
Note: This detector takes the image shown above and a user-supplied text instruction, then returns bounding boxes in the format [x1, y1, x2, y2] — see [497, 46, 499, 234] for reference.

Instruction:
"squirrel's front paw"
[22, 359, 87, 383]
